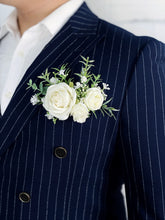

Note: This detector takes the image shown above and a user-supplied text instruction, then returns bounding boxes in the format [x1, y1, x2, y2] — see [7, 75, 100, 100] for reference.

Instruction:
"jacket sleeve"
[118, 39, 165, 219]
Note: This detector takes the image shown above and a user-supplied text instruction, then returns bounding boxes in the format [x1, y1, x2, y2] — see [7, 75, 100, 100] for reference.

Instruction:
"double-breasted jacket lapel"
[0, 3, 105, 156]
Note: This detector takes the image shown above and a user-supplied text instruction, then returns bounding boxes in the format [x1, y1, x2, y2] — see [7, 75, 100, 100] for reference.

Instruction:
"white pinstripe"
[141, 47, 156, 219]
[20, 122, 32, 220]
[45, 124, 55, 220]
[12, 132, 24, 220]
[0, 149, 9, 217]
[120, 126, 134, 220]
[133, 66, 142, 216]
[89, 118, 102, 220]
[66, 125, 83, 219]
[81, 44, 98, 220]
[74, 117, 93, 220]
[78, 11, 94, 18]
[72, 15, 97, 22]
[28, 109, 41, 220]
[36, 117, 47, 220]
[54, 160, 63, 219]
[148, 44, 165, 217]
[70, 20, 97, 26]
[111, 32, 125, 100]
[5, 142, 17, 220]
[129, 76, 149, 219]
[62, 121, 74, 220]
[54, 121, 65, 219]
[82, 118, 98, 220]
[153, 41, 165, 136]
[106, 27, 117, 83]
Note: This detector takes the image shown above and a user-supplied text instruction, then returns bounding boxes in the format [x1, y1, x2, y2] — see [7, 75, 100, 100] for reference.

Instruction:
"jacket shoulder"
[97, 18, 164, 57]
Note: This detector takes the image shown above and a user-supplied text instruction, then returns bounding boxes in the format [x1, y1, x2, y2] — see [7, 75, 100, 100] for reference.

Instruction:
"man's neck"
[17, 0, 69, 36]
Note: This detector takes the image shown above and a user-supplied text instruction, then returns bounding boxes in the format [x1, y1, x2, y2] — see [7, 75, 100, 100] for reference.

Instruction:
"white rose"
[71, 103, 89, 123]
[84, 88, 104, 111]
[43, 82, 76, 120]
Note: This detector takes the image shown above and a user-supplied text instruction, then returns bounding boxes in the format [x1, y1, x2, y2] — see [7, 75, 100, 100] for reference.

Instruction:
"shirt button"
[19, 192, 31, 203]
[54, 147, 67, 159]
[18, 50, 24, 57]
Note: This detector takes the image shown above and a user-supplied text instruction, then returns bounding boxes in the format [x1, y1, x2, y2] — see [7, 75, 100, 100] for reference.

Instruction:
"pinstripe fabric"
[119, 40, 165, 220]
[0, 2, 165, 220]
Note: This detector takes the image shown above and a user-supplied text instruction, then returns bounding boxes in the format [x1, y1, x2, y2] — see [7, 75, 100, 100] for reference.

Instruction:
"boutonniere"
[27, 56, 119, 124]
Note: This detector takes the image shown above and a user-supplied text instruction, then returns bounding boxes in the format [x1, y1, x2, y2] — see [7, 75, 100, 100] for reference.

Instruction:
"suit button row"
[19, 147, 67, 203]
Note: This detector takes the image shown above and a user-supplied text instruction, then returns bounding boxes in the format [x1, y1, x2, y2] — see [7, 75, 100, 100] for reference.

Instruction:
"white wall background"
[0, 0, 165, 42]
[86, 0, 165, 43]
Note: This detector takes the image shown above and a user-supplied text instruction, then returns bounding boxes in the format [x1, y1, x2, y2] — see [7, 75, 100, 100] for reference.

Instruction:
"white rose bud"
[71, 103, 89, 123]
[43, 82, 76, 120]
[84, 88, 104, 111]
[50, 77, 58, 84]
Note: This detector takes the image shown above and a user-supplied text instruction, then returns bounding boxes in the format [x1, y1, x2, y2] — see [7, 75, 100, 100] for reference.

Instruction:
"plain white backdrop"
[0, 0, 165, 42]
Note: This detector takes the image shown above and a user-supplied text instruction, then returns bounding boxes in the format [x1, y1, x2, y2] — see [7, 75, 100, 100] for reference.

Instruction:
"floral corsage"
[27, 56, 119, 124]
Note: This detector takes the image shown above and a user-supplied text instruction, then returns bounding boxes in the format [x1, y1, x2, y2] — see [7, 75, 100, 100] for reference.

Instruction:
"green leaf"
[103, 98, 113, 106]
[32, 83, 38, 91]
[53, 118, 57, 124]
[39, 82, 43, 93]
[27, 79, 33, 89]
[69, 82, 74, 88]
[110, 107, 119, 112]
[92, 111, 97, 119]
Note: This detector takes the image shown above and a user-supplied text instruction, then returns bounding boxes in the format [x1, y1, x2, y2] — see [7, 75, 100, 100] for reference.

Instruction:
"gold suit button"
[54, 147, 67, 159]
[19, 192, 31, 203]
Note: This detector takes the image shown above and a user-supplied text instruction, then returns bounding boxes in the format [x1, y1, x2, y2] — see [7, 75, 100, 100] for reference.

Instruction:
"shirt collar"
[0, 0, 84, 40]
[0, 9, 19, 40]
[40, 0, 84, 36]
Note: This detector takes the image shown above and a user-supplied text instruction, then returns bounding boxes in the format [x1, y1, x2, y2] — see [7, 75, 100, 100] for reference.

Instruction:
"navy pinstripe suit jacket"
[0, 2, 165, 220]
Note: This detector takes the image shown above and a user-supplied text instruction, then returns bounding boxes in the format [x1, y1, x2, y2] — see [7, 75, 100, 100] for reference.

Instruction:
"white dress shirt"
[0, 0, 84, 115]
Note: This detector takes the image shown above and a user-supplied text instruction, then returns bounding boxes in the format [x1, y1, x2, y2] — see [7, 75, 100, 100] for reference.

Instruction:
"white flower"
[59, 70, 65, 75]
[71, 102, 89, 123]
[103, 92, 108, 99]
[74, 82, 82, 89]
[50, 77, 58, 84]
[103, 83, 110, 90]
[81, 76, 87, 83]
[84, 87, 104, 111]
[43, 82, 76, 120]
[30, 94, 39, 105]
[45, 113, 54, 120]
